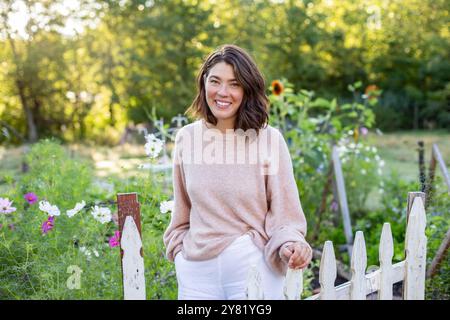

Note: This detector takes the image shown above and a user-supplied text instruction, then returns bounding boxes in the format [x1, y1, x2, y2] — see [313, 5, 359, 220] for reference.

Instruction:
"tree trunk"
[16, 79, 38, 142]
[3, 13, 38, 143]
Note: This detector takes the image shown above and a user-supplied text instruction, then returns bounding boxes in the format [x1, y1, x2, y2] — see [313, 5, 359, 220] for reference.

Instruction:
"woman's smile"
[215, 100, 233, 110]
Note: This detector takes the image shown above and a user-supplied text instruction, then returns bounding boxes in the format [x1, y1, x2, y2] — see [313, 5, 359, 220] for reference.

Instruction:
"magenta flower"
[109, 231, 120, 248]
[8, 224, 15, 231]
[41, 216, 55, 234]
[24, 192, 38, 205]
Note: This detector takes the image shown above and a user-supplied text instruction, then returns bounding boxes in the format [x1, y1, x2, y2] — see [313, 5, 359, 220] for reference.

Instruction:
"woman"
[163, 44, 312, 300]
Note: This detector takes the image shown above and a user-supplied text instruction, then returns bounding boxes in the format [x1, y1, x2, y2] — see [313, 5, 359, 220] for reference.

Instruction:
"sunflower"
[271, 80, 284, 96]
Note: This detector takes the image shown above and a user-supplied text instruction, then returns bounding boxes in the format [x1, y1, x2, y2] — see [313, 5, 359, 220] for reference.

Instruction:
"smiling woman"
[186, 44, 269, 134]
[163, 44, 313, 300]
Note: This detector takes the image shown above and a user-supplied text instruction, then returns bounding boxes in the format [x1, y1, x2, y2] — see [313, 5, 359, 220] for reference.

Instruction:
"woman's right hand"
[280, 241, 313, 270]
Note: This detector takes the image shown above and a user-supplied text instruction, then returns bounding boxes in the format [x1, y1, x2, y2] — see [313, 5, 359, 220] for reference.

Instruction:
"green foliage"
[20, 139, 92, 208]
[425, 177, 450, 300]
[0, 139, 177, 299]
[268, 80, 449, 298]
[1, 0, 449, 146]
[268, 80, 379, 255]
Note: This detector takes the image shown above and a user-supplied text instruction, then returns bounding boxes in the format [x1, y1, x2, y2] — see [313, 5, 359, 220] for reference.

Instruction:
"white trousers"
[174, 234, 284, 300]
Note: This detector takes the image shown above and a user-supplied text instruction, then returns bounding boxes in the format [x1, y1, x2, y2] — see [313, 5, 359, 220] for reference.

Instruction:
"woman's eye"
[230, 83, 239, 88]
[210, 79, 219, 84]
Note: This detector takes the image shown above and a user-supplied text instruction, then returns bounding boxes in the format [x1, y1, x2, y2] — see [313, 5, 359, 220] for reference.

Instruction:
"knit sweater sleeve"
[163, 128, 191, 262]
[263, 129, 308, 275]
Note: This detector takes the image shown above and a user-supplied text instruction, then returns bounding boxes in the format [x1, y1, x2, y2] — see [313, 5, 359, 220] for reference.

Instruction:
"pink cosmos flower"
[109, 231, 120, 248]
[41, 216, 55, 234]
[24, 192, 38, 205]
[0, 198, 16, 214]
[360, 127, 369, 136]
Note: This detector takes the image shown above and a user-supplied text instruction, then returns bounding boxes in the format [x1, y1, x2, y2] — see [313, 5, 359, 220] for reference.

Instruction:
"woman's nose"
[217, 84, 229, 96]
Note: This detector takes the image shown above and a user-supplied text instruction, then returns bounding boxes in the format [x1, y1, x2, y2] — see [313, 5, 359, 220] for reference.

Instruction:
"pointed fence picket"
[379, 223, 394, 300]
[121, 216, 146, 300]
[246, 194, 428, 300]
[319, 241, 337, 300]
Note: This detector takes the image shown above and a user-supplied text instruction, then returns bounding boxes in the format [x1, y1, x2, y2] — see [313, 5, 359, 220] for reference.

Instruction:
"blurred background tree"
[1, 0, 449, 145]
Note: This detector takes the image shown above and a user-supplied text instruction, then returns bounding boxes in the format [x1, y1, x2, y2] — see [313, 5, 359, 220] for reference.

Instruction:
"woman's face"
[204, 61, 244, 126]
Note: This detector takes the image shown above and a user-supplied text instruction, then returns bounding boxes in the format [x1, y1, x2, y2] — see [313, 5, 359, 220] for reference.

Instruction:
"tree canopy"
[1, 0, 449, 144]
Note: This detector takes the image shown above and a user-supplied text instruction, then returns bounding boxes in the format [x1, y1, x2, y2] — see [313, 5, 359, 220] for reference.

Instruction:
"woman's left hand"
[280, 241, 313, 270]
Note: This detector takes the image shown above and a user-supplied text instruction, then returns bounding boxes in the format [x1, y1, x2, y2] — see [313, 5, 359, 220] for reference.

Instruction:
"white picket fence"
[119, 195, 427, 300]
[246, 196, 427, 300]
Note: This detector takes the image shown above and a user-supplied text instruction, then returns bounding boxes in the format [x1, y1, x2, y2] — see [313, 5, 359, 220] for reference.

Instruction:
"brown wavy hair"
[186, 44, 269, 133]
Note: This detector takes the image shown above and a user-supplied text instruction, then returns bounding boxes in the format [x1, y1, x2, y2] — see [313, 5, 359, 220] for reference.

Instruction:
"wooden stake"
[117, 193, 146, 300]
[418, 141, 426, 192]
[427, 227, 450, 278]
[332, 146, 353, 258]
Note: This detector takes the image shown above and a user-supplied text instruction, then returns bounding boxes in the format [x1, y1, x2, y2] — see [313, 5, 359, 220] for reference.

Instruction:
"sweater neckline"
[201, 119, 237, 140]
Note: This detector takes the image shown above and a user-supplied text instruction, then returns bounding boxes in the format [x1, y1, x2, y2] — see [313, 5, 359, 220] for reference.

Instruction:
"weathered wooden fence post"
[418, 141, 426, 192]
[404, 196, 427, 300]
[332, 146, 354, 258]
[425, 143, 450, 205]
[432, 143, 450, 193]
[427, 228, 450, 278]
[117, 193, 146, 300]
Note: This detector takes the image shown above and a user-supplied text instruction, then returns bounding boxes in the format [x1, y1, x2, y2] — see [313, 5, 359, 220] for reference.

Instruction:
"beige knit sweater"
[163, 119, 308, 275]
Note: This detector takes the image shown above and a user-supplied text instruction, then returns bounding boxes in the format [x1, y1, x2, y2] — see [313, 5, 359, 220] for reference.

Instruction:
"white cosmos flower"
[144, 134, 164, 158]
[79, 246, 93, 260]
[67, 200, 86, 218]
[91, 205, 112, 224]
[39, 200, 61, 217]
[160, 200, 174, 214]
